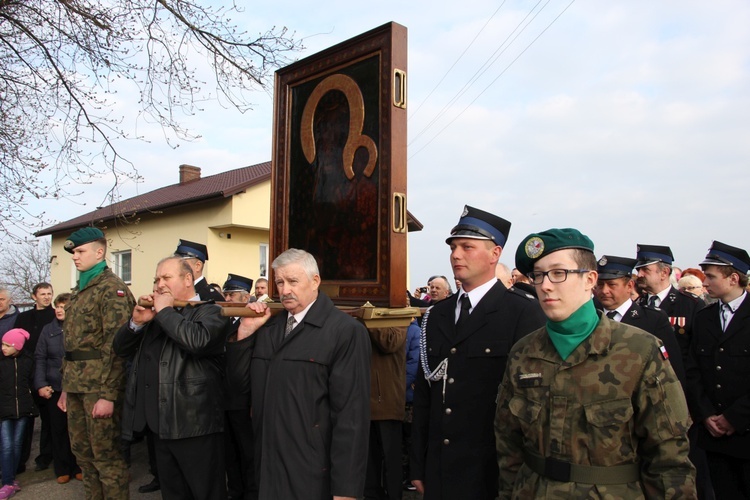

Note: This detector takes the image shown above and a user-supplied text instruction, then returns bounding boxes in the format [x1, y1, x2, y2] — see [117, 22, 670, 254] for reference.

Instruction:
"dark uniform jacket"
[616, 302, 686, 388]
[410, 280, 546, 500]
[195, 277, 226, 302]
[114, 303, 229, 440]
[639, 286, 704, 360]
[686, 296, 750, 459]
[224, 317, 251, 411]
[248, 293, 371, 500]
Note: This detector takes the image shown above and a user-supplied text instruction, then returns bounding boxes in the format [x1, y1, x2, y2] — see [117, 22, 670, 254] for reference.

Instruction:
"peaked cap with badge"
[222, 273, 254, 293]
[64, 227, 105, 253]
[634, 244, 673, 269]
[699, 240, 750, 275]
[597, 255, 637, 281]
[174, 239, 209, 262]
[445, 205, 511, 247]
[515, 228, 595, 276]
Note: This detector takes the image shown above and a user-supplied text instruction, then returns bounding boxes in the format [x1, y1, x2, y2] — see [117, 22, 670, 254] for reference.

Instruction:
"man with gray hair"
[230, 249, 371, 500]
[0, 288, 19, 336]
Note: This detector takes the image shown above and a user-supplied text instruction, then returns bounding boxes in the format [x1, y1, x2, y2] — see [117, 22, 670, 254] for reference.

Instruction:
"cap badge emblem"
[525, 237, 544, 259]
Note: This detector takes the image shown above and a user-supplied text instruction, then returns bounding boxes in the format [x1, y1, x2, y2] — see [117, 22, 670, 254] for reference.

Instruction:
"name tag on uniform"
[517, 372, 544, 388]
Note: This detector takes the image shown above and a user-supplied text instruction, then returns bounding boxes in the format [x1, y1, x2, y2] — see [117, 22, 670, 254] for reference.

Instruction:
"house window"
[113, 250, 132, 284]
[259, 244, 268, 278]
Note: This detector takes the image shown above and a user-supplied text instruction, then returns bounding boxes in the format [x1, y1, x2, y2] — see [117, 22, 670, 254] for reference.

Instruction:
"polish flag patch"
[117, 290, 125, 297]
[660, 345, 669, 360]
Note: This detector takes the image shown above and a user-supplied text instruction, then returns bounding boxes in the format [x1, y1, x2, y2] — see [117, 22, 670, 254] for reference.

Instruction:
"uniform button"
[485, 348, 491, 353]
[443, 439, 450, 445]
[448, 378, 455, 384]
[716, 366, 722, 371]
[450, 348, 457, 354]
[719, 348, 724, 353]
[445, 408, 452, 415]
[716, 385, 722, 389]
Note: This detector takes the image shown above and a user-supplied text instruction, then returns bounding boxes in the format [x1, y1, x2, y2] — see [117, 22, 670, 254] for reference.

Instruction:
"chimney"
[179, 164, 201, 184]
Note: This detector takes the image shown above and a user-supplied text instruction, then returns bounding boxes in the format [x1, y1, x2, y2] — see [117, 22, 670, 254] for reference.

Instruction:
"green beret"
[515, 228, 594, 275]
[64, 227, 105, 253]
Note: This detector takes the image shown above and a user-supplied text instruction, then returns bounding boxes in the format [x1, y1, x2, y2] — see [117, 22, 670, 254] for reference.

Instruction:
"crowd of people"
[0, 207, 748, 499]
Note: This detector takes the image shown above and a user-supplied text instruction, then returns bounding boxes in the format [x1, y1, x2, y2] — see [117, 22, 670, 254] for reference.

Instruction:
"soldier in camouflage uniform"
[495, 228, 696, 499]
[58, 227, 135, 500]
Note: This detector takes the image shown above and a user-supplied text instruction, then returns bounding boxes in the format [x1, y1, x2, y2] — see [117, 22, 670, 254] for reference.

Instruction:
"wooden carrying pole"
[136, 298, 421, 326]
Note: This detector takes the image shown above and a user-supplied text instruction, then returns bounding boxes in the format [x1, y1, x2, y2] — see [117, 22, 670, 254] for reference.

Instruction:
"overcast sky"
[30, 0, 750, 289]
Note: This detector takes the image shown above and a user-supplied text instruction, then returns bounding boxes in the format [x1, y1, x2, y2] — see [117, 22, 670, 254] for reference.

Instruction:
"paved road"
[15, 423, 158, 499]
[17, 423, 423, 499]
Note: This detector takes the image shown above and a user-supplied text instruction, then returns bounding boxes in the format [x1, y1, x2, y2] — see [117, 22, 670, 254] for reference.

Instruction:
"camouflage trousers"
[67, 392, 129, 500]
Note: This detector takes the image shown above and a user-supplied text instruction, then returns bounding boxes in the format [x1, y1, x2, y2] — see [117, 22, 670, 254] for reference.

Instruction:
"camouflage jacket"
[495, 315, 696, 499]
[63, 267, 135, 399]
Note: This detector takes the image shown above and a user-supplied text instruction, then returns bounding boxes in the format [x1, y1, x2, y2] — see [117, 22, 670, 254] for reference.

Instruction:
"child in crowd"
[0, 328, 38, 499]
[35, 293, 81, 484]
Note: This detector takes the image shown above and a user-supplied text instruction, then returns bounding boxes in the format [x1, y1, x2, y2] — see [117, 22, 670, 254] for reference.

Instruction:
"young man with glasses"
[495, 228, 695, 498]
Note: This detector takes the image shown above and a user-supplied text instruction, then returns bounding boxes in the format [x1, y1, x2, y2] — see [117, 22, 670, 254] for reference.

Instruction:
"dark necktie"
[647, 295, 658, 308]
[606, 310, 618, 320]
[284, 316, 296, 338]
[456, 294, 471, 333]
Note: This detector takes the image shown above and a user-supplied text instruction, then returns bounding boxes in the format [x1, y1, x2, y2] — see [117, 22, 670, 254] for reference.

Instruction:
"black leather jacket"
[114, 303, 229, 440]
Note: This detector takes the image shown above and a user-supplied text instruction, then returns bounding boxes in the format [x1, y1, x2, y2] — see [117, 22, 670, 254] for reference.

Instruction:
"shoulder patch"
[508, 286, 536, 300]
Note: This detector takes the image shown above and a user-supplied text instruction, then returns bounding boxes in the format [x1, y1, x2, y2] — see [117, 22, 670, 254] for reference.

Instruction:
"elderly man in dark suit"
[409, 205, 545, 499]
[230, 248, 371, 500]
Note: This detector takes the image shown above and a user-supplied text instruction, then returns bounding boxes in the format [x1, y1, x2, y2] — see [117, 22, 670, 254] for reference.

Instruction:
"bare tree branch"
[0, 0, 301, 236]
[0, 238, 51, 301]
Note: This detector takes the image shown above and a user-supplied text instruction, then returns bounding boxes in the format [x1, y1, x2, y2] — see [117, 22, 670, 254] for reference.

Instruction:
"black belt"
[523, 450, 640, 484]
[64, 350, 102, 361]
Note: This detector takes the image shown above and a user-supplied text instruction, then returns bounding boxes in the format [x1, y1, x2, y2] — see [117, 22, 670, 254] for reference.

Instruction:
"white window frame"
[113, 250, 132, 284]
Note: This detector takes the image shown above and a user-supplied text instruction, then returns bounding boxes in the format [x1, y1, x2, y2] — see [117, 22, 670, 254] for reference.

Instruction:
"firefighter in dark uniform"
[595, 255, 685, 386]
[222, 273, 255, 500]
[687, 241, 750, 498]
[173, 239, 225, 302]
[635, 244, 705, 359]
[635, 244, 712, 498]
[409, 205, 545, 500]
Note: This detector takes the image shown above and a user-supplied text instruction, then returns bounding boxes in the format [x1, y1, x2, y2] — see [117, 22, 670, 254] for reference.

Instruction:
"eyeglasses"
[526, 269, 591, 285]
[681, 286, 702, 291]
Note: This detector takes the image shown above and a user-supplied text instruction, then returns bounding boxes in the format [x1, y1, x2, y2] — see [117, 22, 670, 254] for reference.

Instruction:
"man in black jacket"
[114, 256, 229, 499]
[635, 244, 704, 360]
[687, 241, 750, 498]
[230, 248, 371, 500]
[14, 282, 55, 472]
[410, 206, 546, 499]
[594, 255, 686, 386]
[173, 239, 225, 302]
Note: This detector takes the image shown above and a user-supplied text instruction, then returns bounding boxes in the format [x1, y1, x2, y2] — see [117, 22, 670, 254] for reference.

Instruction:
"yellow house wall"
[47, 182, 272, 297]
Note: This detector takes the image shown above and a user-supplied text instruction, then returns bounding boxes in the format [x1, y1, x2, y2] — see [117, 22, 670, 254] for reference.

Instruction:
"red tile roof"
[36, 162, 271, 236]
